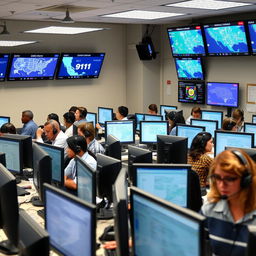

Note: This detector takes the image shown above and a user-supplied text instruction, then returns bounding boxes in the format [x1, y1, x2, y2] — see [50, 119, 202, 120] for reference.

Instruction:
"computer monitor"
[160, 105, 177, 120]
[112, 167, 129, 256]
[128, 145, 152, 183]
[76, 156, 96, 205]
[105, 134, 121, 160]
[86, 112, 97, 127]
[225, 147, 256, 162]
[0, 116, 10, 128]
[0, 54, 10, 81]
[0, 164, 19, 254]
[140, 121, 168, 144]
[252, 115, 256, 124]
[44, 184, 96, 256]
[105, 120, 135, 144]
[0, 152, 6, 166]
[98, 107, 113, 125]
[214, 131, 254, 156]
[191, 119, 218, 138]
[32, 142, 52, 206]
[19, 209, 49, 256]
[132, 163, 202, 211]
[35, 142, 64, 187]
[157, 135, 188, 164]
[0, 136, 23, 174]
[135, 113, 145, 131]
[130, 186, 205, 256]
[201, 110, 223, 129]
[143, 114, 163, 121]
[176, 124, 205, 148]
[246, 225, 256, 256]
[244, 123, 256, 147]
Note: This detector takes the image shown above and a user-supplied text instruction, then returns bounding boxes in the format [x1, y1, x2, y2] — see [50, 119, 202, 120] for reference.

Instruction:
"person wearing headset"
[201, 149, 256, 256]
[185, 107, 202, 125]
[63, 111, 75, 138]
[222, 117, 238, 131]
[36, 119, 68, 150]
[64, 135, 97, 190]
[74, 106, 88, 126]
[232, 108, 244, 132]
[77, 122, 105, 156]
[167, 111, 185, 135]
[188, 132, 213, 188]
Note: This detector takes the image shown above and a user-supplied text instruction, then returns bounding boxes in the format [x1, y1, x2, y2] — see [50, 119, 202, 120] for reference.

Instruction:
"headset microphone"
[220, 195, 228, 200]
[220, 190, 241, 200]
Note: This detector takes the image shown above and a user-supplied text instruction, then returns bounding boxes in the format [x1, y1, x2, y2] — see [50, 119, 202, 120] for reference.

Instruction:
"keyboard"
[104, 248, 117, 256]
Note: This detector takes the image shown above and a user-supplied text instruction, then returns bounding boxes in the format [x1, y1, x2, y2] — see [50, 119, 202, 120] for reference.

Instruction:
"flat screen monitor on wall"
[248, 20, 256, 55]
[203, 21, 249, 56]
[0, 54, 9, 81]
[178, 81, 205, 104]
[206, 82, 239, 108]
[167, 25, 206, 56]
[57, 53, 105, 79]
[174, 57, 204, 80]
[8, 53, 59, 81]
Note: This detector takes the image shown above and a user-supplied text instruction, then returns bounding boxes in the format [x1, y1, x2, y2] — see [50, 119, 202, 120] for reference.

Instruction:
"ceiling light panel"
[0, 41, 37, 47]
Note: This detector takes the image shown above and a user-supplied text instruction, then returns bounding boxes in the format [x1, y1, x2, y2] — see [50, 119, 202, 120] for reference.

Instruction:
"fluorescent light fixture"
[0, 41, 37, 47]
[166, 0, 251, 10]
[102, 10, 184, 20]
[24, 26, 104, 35]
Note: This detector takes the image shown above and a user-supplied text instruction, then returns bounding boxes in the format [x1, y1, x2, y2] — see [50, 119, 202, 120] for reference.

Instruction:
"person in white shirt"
[36, 119, 68, 151]
[116, 106, 129, 120]
[186, 107, 202, 125]
[64, 135, 97, 190]
[63, 111, 75, 138]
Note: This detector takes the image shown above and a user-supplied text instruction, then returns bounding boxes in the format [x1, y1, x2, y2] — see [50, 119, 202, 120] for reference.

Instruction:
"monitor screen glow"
[135, 113, 145, 131]
[0, 116, 10, 128]
[0, 54, 9, 81]
[253, 115, 256, 124]
[201, 111, 223, 129]
[86, 112, 97, 127]
[8, 54, 59, 81]
[244, 123, 256, 147]
[98, 107, 113, 125]
[160, 105, 177, 120]
[144, 114, 163, 121]
[191, 119, 218, 138]
[248, 21, 256, 55]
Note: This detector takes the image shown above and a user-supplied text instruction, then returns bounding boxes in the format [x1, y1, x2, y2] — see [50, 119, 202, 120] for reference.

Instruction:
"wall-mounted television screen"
[206, 82, 239, 108]
[167, 25, 206, 57]
[57, 53, 105, 79]
[174, 57, 204, 81]
[8, 53, 59, 81]
[0, 54, 9, 81]
[248, 20, 256, 55]
[178, 81, 205, 104]
[203, 21, 249, 56]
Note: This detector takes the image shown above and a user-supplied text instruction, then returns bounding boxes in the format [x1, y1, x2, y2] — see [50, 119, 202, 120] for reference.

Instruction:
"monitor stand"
[97, 199, 113, 220]
[31, 196, 44, 207]
[0, 240, 18, 255]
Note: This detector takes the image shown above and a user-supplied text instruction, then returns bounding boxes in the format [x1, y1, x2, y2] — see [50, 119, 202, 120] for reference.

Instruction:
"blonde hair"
[207, 149, 256, 213]
[77, 122, 95, 141]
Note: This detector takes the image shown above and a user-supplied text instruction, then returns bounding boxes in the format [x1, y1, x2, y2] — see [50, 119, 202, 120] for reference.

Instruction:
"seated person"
[187, 132, 213, 188]
[186, 107, 201, 125]
[47, 113, 66, 132]
[0, 122, 16, 135]
[63, 111, 75, 138]
[69, 106, 78, 114]
[74, 107, 87, 126]
[222, 117, 238, 131]
[232, 108, 244, 132]
[201, 149, 256, 256]
[64, 135, 97, 190]
[167, 111, 185, 135]
[116, 106, 129, 120]
[148, 104, 158, 115]
[21, 110, 38, 138]
[77, 122, 105, 156]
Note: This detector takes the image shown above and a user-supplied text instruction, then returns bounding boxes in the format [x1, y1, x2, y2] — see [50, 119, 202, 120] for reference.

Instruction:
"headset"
[67, 135, 83, 154]
[226, 118, 236, 131]
[200, 132, 207, 148]
[232, 150, 252, 188]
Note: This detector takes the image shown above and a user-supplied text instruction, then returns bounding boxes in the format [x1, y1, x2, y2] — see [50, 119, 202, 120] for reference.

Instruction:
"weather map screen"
[178, 81, 205, 104]
[0, 54, 9, 81]
[174, 57, 204, 80]
[8, 53, 59, 81]
[167, 26, 206, 56]
[206, 82, 239, 107]
[57, 53, 105, 79]
[248, 21, 256, 54]
[204, 21, 249, 56]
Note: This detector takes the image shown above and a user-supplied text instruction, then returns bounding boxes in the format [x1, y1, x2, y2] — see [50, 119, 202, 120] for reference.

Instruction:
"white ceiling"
[0, 0, 255, 25]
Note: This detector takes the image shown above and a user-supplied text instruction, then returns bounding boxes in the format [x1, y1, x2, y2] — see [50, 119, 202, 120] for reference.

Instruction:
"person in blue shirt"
[21, 110, 38, 138]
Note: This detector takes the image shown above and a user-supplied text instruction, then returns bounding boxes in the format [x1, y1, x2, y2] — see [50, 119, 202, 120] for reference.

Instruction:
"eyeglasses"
[210, 174, 240, 184]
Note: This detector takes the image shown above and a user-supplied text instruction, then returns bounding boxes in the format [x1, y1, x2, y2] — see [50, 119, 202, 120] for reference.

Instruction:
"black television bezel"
[130, 186, 205, 256]
[44, 183, 96, 256]
[76, 155, 96, 205]
[201, 110, 224, 129]
[252, 114, 256, 124]
[206, 81, 239, 108]
[35, 142, 64, 187]
[86, 112, 97, 127]
[105, 120, 135, 144]
[0, 116, 11, 127]
[214, 130, 254, 157]
[178, 80, 205, 104]
[98, 107, 113, 125]
[140, 121, 169, 144]
[167, 25, 207, 57]
[0, 54, 10, 82]
[174, 57, 205, 81]
[203, 21, 250, 56]
[7, 53, 60, 81]
[56, 52, 105, 79]
[190, 118, 218, 138]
